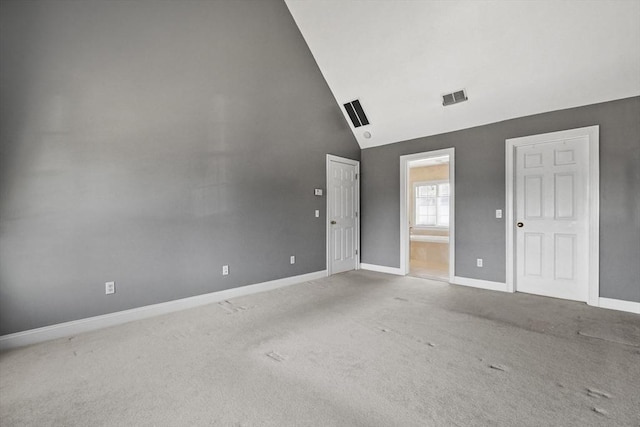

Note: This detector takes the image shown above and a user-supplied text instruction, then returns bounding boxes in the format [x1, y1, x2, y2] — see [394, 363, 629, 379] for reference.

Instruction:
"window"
[414, 181, 449, 227]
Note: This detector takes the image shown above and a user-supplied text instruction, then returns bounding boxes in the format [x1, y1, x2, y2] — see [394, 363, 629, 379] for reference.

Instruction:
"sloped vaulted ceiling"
[285, 0, 640, 149]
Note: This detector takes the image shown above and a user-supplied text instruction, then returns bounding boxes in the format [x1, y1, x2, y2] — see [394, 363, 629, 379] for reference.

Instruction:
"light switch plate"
[105, 281, 115, 295]
[496, 209, 502, 218]
[314, 189, 323, 196]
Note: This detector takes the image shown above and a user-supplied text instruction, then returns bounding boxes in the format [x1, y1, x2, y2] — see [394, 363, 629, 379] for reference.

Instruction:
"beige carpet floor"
[1, 271, 639, 426]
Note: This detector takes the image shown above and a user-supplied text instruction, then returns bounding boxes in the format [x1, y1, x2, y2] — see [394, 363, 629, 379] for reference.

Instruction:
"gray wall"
[361, 97, 640, 303]
[0, 0, 360, 335]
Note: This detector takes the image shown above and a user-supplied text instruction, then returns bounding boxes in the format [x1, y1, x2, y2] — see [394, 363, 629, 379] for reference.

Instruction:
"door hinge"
[355, 249, 358, 255]
[355, 173, 358, 180]
[355, 211, 358, 217]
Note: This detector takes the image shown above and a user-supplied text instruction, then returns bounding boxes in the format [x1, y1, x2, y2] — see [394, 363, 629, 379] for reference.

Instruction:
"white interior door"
[327, 156, 359, 275]
[515, 136, 590, 301]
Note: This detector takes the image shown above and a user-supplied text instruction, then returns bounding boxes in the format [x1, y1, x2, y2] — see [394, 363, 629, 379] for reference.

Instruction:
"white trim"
[360, 263, 404, 276]
[400, 148, 455, 279]
[0, 270, 327, 351]
[326, 154, 360, 276]
[449, 279, 638, 314]
[597, 298, 640, 314]
[452, 276, 509, 292]
[411, 226, 449, 231]
[588, 129, 600, 307]
[410, 235, 449, 243]
[505, 126, 599, 304]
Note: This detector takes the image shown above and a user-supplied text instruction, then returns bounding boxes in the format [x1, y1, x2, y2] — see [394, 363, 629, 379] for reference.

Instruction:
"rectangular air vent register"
[343, 99, 369, 128]
[442, 89, 468, 106]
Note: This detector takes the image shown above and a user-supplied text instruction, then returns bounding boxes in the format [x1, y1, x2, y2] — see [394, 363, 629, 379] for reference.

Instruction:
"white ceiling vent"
[442, 89, 468, 106]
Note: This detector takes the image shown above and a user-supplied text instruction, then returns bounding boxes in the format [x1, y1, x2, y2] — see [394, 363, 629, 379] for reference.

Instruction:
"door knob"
[517, 222, 524, 228]
[331, 220, 337, 225]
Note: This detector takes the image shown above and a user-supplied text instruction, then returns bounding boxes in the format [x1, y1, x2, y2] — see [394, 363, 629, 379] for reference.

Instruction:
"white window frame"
[412, 180, 450, 229]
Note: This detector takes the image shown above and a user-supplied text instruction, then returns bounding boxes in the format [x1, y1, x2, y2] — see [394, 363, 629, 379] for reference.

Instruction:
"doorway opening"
[400, 148, 455, 281]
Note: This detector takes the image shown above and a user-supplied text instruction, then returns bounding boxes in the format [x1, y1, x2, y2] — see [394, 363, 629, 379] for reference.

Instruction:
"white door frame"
[326, 154, 360, 276]
[505, 125, 599, 306]
[400, 148, 455, 279]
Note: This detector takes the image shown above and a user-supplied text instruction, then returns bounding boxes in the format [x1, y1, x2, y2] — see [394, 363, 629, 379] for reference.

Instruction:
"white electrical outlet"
[290, 256, 295, 264]
[496, 209, 502, 219]
[105, 281, 115, 295]
[476, 258, 483, 268]
[222, 265, 229, 276]
[315, 210, 320, 218]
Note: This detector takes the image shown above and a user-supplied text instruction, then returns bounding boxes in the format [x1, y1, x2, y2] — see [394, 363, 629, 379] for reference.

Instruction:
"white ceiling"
[285, 0, 640, 149]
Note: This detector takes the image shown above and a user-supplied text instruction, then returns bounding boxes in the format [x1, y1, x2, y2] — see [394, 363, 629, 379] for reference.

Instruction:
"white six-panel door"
[327, 156, 359, 275]
[515, 136, 590, 301]
[507, 126, 599, 304]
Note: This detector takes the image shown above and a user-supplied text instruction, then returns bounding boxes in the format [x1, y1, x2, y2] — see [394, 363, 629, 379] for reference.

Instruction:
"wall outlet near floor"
[105, 281, 116, 295]
[476, 258, 483, 268]
[496, 209, 503, 219]
[290, 255, 295, 264]
[315, 209, 320, 218]
[222, 265, 229, 276]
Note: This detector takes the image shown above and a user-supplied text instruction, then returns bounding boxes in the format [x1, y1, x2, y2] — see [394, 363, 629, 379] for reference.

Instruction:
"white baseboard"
[452, 279, 639, 314]
[598, 297, 640, 314]
[360, 263, 404, 276]
[452, 276, 509, 292]
[0, 270, 327, 351]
